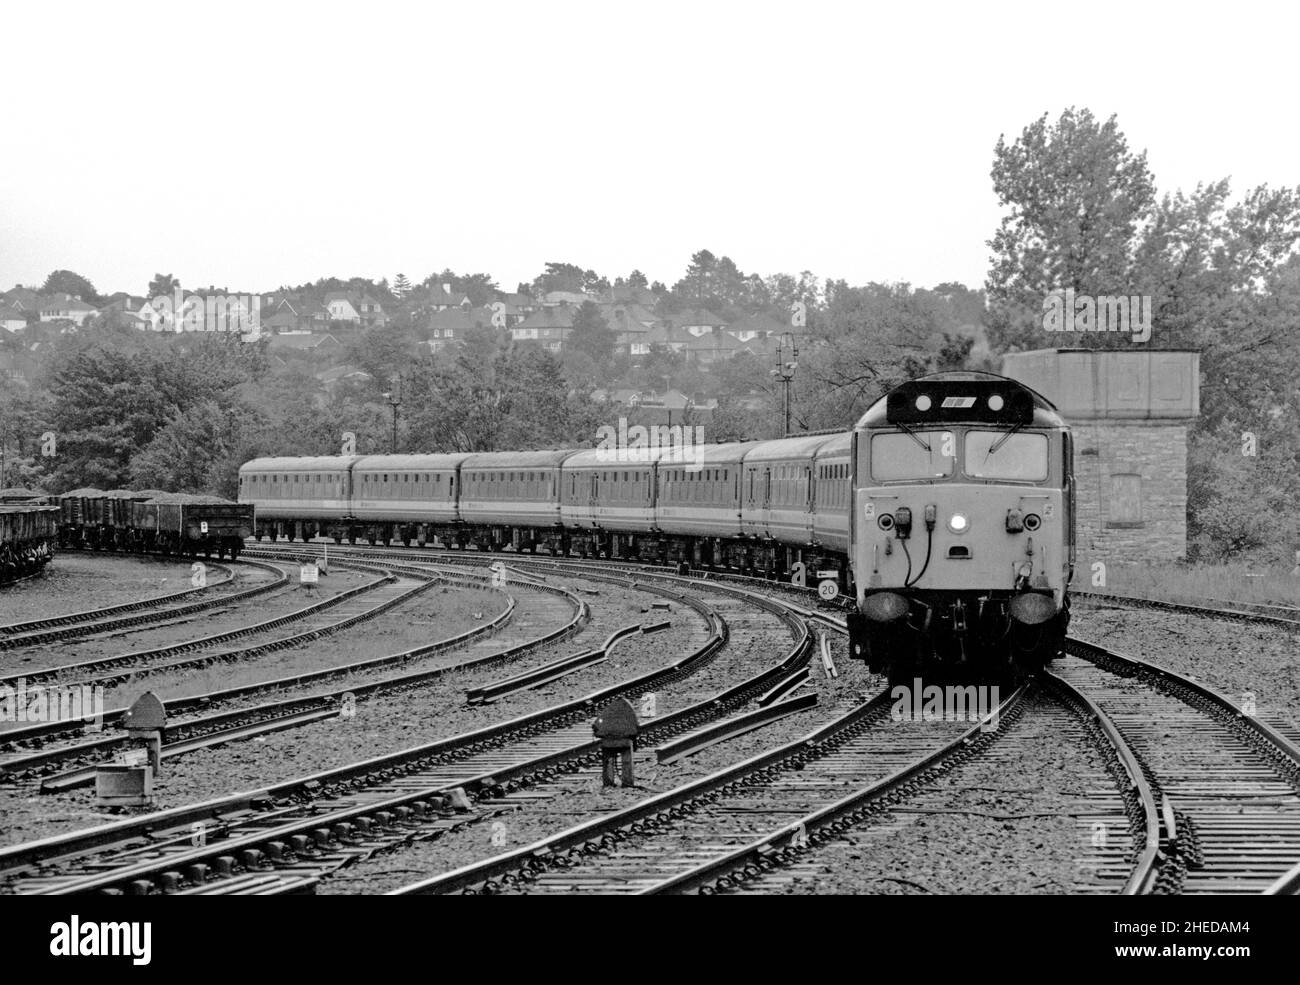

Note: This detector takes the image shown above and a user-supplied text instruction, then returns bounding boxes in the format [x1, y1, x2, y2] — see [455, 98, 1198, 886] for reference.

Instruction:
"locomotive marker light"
[894, 507, 912, 538]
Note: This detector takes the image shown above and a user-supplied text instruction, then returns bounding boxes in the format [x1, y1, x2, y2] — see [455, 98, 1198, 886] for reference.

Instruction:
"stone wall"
[1071, 420, 1188, 566]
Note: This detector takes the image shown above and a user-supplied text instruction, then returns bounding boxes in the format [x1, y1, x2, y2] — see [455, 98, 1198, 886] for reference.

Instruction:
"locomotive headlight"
[988, 394, 1004, 412]
[947, 512, 969, 534]
[915, 394, 932, 411]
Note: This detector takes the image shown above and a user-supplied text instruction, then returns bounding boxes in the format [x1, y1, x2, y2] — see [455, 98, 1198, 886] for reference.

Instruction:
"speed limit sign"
[817, 579, 838, 601]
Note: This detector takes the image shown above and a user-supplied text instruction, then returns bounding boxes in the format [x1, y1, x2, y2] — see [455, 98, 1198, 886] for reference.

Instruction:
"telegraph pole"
[771, 332, 798, 436]
[382, 375, 401, 453]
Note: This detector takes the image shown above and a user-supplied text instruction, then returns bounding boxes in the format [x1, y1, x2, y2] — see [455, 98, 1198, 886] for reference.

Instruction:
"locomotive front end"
[847, 374, 1074, 681]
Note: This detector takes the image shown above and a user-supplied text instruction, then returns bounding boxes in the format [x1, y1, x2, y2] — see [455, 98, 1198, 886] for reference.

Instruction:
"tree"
[675, 249, 718, 302]
[147, 273, 180, 299]
[985, 108, 1156, 352]
[42, 270, 102, 305]
[531, 262, 587, 297]
[565, 301, 616, 369]
[393, 274, 412, 299]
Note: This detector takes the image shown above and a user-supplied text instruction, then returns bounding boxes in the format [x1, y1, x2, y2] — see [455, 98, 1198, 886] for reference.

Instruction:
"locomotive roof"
[854, 372, 1066, 429]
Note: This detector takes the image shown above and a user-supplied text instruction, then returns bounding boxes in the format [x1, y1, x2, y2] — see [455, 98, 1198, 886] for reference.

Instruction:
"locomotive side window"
[963, 431, 1048, 481]
[870, 433, 955, 481]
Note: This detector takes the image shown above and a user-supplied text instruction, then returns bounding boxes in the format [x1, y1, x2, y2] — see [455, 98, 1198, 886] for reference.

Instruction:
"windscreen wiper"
[895, 422, 931, 452]
[987, 422, 1023, 456]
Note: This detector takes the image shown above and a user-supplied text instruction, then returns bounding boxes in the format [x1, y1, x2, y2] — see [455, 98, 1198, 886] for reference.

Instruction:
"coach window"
[963, 431, 1048, 482]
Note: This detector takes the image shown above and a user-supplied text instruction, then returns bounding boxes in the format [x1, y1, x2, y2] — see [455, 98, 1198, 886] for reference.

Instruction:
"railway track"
[0, 561, 430, 692]
[1058, 637, 1300, 894]
[7, 544, 1297, 895]
[387, 633, 1157, 896]
[0, 570, 574, 782]
[1074, 589, 1300, 630]
[0, 569, 813, 895]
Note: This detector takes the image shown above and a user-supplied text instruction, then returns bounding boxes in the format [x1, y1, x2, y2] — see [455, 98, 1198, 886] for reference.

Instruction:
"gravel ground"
[1072, 601, 1300, 731]
[0, 582, 703, 846]
[0, 555, 216, 626]
[320, 631, 883, 893]
[0, 564, 372, 678]
[736, 690, 1116, 894]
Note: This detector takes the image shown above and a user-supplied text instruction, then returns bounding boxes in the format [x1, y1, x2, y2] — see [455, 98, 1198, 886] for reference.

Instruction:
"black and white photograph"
[0, 0, 1295, 965]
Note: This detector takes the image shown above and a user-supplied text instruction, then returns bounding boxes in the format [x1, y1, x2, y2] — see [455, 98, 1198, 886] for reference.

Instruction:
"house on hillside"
[541, 290, 592, 307]
[316, 364, 373, 389]
[1, 304, 27, 333]
[511, 305, 576, 351]
[424, 306, 496, 351]
[38, 294, 98, 327]
[725, 311, 787, 342]
[640, 322, 695, 355]
[601, 285, 658, 307]
[599, 302, 658, 356]
[320, 291, 387, 327]
[1, 287, 41, 312]
[268, 331, 342, 354]
[423, 283, 473, 311]
[261, 296, 328, 333]
[494, 290, 539, 314]
[96, 295, 153, 330]
[671, 307, 728, 337]
[685, 327, 743, 364]
[594, 388, 716, 428]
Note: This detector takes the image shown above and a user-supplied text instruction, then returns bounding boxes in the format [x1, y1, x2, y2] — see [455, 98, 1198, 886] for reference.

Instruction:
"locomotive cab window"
[870, 432, 956, 481]
[963, 431, 1048, 482]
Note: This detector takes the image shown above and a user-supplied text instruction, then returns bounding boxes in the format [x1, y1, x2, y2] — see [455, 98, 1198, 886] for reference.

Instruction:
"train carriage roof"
[855, 372, 1066, 430]
[744, 434, 842, 464]
[239, 456, 362, 473]
[563, 446, 670, 469]
[461, 450, 580, 470]
[353, 453, 473, 471]
[677, 441, 763, 465]
[812, 432, 852, 457]
[565, 441, 762, 470]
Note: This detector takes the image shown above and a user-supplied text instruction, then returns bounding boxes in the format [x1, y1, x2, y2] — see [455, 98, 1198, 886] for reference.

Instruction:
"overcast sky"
[2, 1, 1296, 298]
